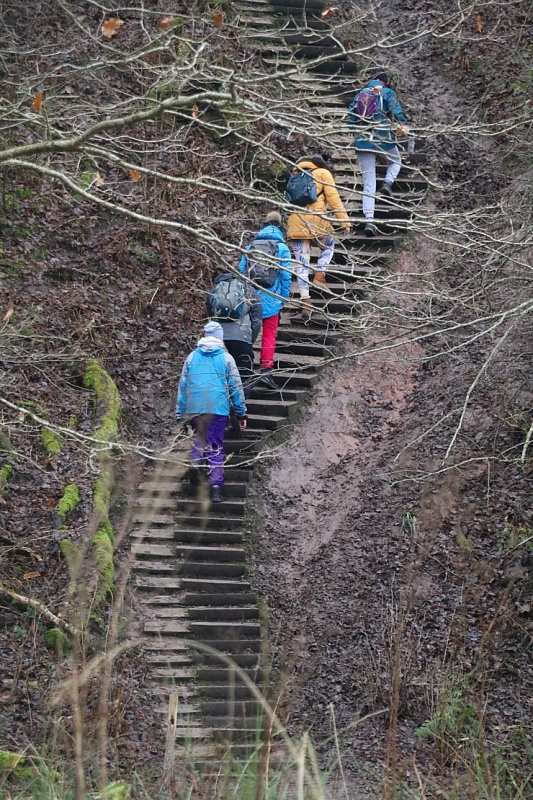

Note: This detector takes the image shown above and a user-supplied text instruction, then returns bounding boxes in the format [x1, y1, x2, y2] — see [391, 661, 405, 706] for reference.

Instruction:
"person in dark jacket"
[206, 273, 262, 399]
[239, 211, 292, 390]
[346, 72, 413, 237]
[176, 321, 247, 503]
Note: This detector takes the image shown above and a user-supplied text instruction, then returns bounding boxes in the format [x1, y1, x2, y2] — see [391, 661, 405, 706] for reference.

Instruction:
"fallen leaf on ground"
[3, 305, 14, 322]
[23, 572, 40, 580]
[93, 172, 105, 187]
[159, 16, 176, 29]
[129, 169, 141, 182]
[33, 92, 43, 113]
[192, 103, 199, 118]
[213, 11, 223, 27]
[476, 13, 482, 32]
[101, 18, 124, 38]
[321, 7, 339, 19]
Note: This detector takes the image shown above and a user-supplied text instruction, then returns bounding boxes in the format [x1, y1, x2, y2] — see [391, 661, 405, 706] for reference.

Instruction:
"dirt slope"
[252, 0, 533, 793]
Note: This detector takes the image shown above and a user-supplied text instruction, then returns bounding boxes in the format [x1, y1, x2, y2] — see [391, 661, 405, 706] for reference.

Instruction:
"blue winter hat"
[204, 320, 224, 340]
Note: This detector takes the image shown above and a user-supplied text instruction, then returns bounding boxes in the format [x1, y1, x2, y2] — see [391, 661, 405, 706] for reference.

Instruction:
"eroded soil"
[251, 1, 533, 792]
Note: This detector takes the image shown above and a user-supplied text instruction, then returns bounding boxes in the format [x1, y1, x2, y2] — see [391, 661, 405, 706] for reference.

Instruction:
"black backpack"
[285, 169, 318, 207]
[247, 239, 279, 288]
[210, 276, 247, 321]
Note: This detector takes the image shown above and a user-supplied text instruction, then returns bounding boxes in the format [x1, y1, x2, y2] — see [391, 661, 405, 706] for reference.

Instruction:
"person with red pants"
[176, 321, 247, 503]
[238, 211, 292, 390]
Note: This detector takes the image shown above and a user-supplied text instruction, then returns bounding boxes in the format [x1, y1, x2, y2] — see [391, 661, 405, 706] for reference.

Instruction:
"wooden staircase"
[130, 0, 428, 765]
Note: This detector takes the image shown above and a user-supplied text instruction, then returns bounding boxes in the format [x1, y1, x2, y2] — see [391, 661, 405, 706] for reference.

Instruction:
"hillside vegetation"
[0, 0, 532, 797]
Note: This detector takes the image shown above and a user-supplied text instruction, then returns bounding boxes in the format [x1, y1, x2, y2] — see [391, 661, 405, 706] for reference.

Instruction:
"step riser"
[177, 500, 245, 516]
[177, 532, 245, 546]
[184, 592, 258, 606]
[188, 608, 259, 621]
[180, 516, 245, 530]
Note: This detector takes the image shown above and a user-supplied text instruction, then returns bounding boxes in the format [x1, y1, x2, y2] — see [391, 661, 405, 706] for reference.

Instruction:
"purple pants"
[190, 414, 227, 486]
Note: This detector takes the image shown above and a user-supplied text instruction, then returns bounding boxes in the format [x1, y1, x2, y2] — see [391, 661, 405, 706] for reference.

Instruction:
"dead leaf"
[3, 305, 14, 323]
[101, 18, 124, 39]
[476, 13, 482, 32]
[18, 412, 26, 422]
[23, 572, 40, 580]
[213, 11, 223, 27]
[192, 103, 199, 119]
[33, 92, 43, 113]
[129, 169, 141, 182]
[159, 16, 176, 29]
[93, 172, 105, 187]
[320, 7, 339, 19]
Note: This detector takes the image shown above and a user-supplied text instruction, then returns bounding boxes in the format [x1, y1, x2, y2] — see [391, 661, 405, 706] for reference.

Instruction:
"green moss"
[93, 469, 112, 517]
[99, 780, 131, 800]
[44, 627, 70, 657]
[56, 483, 80, 520]
[60, 538, 82, 573]
[41, 426, 61, 458]
[0, 749, 25, 775]
[20, 400, 44, 414]
[92, 522, 115, 606]
[247, 156, 286, 189]
[0, 430, 13, 452]
[0, 464, 12, 492]
[128, 242, 159, 266]
[83, 360, 122, 443]
[83, 360, 121, 609]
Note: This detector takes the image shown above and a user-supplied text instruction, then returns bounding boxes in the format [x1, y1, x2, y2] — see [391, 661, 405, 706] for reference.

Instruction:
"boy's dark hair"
[372, 71, 389, 85]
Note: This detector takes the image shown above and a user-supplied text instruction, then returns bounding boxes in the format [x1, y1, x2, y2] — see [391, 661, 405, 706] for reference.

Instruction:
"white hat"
[203, 320, 224, 340]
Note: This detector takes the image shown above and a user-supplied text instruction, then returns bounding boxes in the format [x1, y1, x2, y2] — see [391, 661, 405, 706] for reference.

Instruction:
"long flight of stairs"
[130, 0, 427, 765]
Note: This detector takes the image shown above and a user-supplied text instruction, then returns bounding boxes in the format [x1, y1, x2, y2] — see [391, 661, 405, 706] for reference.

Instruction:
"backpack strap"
[310, 168, 325, 199]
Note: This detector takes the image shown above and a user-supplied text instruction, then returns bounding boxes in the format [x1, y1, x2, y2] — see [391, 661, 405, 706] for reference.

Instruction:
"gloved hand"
[407, 134, 415, 154]
[238, 415, 248, 431]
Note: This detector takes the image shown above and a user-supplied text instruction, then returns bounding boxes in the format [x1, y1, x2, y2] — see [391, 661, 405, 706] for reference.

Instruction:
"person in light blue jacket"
[346, 72, 413, 238]
[238, 212, 292, 390]
[176, 321, 247, 503]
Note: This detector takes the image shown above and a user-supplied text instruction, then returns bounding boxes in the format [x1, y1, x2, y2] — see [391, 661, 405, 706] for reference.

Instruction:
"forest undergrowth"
[0, 0, 532, 797]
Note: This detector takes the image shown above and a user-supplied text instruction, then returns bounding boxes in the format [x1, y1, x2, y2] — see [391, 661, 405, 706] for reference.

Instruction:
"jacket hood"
[214, 271, 242, 286]
[197, 336, 225, 354]
[366, 79, 386, 90]
[254, 224, 285, 243]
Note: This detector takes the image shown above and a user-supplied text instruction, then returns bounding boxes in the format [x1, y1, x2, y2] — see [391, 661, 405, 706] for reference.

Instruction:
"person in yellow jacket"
[286, 154, 350, 316]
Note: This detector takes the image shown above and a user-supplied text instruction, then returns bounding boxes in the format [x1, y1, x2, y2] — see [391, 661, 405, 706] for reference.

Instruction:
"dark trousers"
[225, 340, 255, 399]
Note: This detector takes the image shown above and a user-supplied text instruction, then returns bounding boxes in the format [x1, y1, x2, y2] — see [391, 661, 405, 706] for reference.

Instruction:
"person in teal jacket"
[346, 72, 413, 237]
[176, 321, 247, 502]
[238, 211, 292, 390]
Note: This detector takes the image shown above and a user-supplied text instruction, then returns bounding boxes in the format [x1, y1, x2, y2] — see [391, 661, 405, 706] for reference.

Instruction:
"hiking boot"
[301, 296, 313, 319]
[210, 485, 223, 503]
[312, 271, 328, 290]
[380, 181, 394, 198]
[364, 222, 379, 238]
[259, 368, 277, 390]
